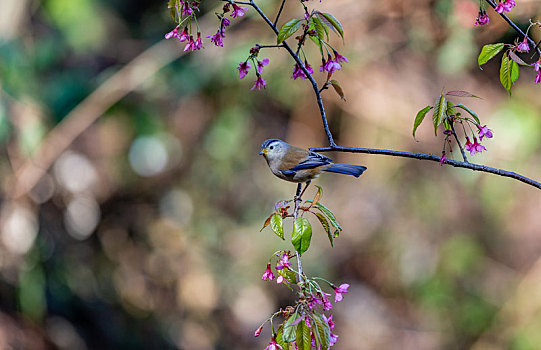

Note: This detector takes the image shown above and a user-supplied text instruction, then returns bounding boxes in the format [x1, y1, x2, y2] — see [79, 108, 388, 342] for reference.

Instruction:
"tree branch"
[484, 0, 541, 55]
[247, 0, 541, 190]
[309, 145, 541, 189]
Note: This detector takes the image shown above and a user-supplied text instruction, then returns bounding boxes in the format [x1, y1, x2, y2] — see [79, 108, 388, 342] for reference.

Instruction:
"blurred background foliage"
[0, 0, 541, 349]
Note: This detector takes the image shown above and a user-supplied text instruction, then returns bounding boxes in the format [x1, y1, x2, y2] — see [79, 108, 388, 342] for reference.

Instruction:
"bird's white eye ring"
[269, 146, 274, 150]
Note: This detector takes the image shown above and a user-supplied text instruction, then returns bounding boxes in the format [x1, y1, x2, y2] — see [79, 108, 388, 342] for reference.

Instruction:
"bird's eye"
[269, 146, 274, 150]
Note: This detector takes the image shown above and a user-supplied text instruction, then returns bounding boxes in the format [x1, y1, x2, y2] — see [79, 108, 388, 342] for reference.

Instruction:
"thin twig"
[294, 183, 304, 280]
[256, 44, 284, 49]
[484, 0, 541, 56]
[309, 145, 541, 189]
[451, 123, 469, 163]
[274, 0, 287, 26]
[248, 0, 336, 146]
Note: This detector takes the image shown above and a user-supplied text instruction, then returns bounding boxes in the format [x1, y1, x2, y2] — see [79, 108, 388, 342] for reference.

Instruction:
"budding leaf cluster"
[260, 186, 342, 254]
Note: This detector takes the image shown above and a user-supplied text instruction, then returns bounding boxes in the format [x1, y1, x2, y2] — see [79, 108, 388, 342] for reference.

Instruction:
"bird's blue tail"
[324, 164, 367, 177]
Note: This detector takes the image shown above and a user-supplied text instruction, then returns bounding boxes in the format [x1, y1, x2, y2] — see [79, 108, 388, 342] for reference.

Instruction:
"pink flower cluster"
[166, 1, 248, 51]
[495, 0, 516, 13]
[474, 9, 489, 26]
[517, 37, 529, 53]
[237, 56, 270, 91]
[207, 18, 231, 47]
[462, 125, 493, 156]
[291, 61, 314, 80]
[319, 51, 349, 75]
[165, 27, 203, 52]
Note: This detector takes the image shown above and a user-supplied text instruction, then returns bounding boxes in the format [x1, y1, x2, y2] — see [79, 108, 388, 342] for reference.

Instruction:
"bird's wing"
[287, 151, 333, 171]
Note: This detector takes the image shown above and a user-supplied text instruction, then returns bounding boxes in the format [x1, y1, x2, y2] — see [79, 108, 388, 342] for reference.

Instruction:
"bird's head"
[259, 139, 288, 161]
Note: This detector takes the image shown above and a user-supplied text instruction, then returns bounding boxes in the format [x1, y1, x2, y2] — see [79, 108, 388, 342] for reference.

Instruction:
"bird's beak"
[259, 149, 267, 156]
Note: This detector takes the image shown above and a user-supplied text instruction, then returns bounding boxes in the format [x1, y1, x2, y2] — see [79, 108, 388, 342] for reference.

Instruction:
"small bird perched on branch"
[259, 139, 367, 189]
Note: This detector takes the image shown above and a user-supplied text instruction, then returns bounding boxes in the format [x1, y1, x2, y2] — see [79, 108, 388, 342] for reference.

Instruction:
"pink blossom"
[536, 71, 541, 84]
[465, 137, 474, 154]
[477, 125, 493, 141]
[265, 340, 283, 350]
[183, 36, 196, 51]
[474, 10, 490, 26]
[333, 50, 349, 64]
[181, 1, 193, 16]
[230, 3, 248, 18]
[165, 27, 189, 42]
[291, 61, 314, 80]
[178, 27, 189, 42]
[333, 283, 349, 302]
[319, 56, 341, 74]
[466, 137, 486, 155]
[222, 18, 231, 29]
[254, 325, 263, 337]
[257, 58, 270, 74]
[504, 0, 516, 10]
[276, 275, 284, 284]
[237, 61, 251, 79]
[194, 32, 203, 50]
[322, 314, 335, 330]
[322, 293, 333, 310]
[329, 332, 339, 346]
[262, 264, 275, 281]
[208, 31, 224, 47]
[517, 37, 529, 53]
[165, 27, 179, 40]
[534, 59, 541, 72]
[495, 1, 505, 13]
[473, 138, 486, 154]
[440, 153, 447, 165]
[275, 254, 291, 270]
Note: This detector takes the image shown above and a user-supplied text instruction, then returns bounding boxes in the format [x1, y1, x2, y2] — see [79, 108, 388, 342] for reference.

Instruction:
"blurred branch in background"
[8, 10, 219, 200]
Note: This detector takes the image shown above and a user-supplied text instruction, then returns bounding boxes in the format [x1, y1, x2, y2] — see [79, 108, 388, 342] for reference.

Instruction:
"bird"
[258, 139, 366, 188]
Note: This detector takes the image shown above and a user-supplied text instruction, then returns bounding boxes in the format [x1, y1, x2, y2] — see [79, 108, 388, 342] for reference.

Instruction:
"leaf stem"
[451, 122, 469, 163]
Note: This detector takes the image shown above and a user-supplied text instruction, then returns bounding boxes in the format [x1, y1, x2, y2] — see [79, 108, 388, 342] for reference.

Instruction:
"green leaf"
[317, 12, 344, 39]
[312, 15, 329, 41]
[296, 320, 311, 350]
[292, 218, 312, 256]
[412, 105, 432, 139]
[510, 58, 519, 83]
[305, 202, 342, 232]
[446, 101, 457, 116]
[270, 214, 285, 239]
[455, 104, 480, 124]
[277, 265, 297, 284]
[283, 311, 300, 342]
[277, 19, 302, 44]
[313, 212, 333, 247]
[275, 325, 289, 350]
[308, 34, 324, 53]
[312, 314, 331, 350]
[432, 94, 447, 136]
[478, 43, 505, 67]
[500, 52, 513, 94]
